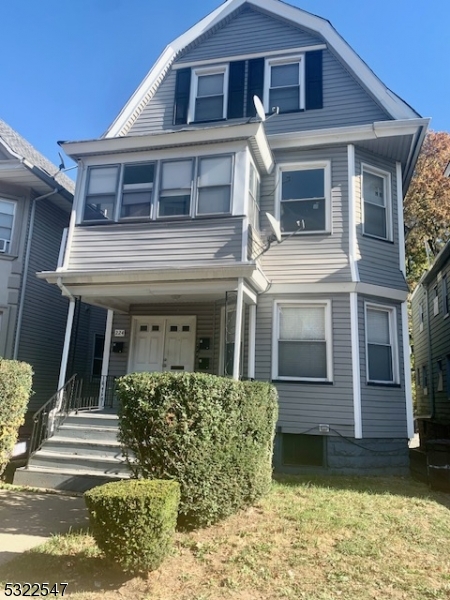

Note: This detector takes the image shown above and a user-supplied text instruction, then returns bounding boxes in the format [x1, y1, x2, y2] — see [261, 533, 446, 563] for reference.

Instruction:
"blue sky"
[1, 0, 449, 174]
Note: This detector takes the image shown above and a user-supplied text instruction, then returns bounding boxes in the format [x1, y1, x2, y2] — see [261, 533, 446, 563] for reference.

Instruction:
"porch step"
[65, 412, 119, 428]
[29, 450, 129, 474]
[56, 424, 119, 443]
[14, 465, 129, 493]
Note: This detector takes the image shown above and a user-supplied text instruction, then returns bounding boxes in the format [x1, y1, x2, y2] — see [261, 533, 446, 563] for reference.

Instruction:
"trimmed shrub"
[0, 359, 33, 477]
[84, 479, 180, 573]
[117, 372, 278, 528]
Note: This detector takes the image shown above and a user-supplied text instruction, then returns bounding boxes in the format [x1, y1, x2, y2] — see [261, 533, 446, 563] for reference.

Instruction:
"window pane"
[363, 172, 385, 207]
[367, 309, 390, 344]
[279, 341, 327, 378]
[120, 191, 152, 218]
[159, 195, 190, 216]
[270, 87, 299, 112]
[0, 226, 12, 239]
[123, 163, 154, 185]
[368, 344, 393, 381]
[280, 306, 325, 340]
[84, 196, 115, 221]
[88, 167, 118, 194]
[199, 156, 232, 186]
[282, 169, 324, 200]
[198, 73, 224, 96]
[195, 96, 224, 121]
[162, 161, 192, 189]
[281, 199, 325, 232]
[198, 187, 230, 214]
[0, 213, 13, 230]
[0, 200, 15, 215]
[364, 203, 387, 238]
[271, 64, 299, 87]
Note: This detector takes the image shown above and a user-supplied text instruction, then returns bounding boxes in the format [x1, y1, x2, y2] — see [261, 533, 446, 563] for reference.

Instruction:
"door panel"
[131, 320, 164, 372]
[163, 318, 196, 372]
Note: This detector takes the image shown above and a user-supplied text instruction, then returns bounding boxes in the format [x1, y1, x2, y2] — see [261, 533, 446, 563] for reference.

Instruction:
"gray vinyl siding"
[129, 7, 390, 136]
[358, 295, 407, 438]
[16, 199, 70, 411]
[254, 293, 354, 437]
[355, 148, 407, 291]
[108, 303, 222, 379]
[259, 146, 351, 283]
[411, 285, 431, 417]
[68, 218, 244, 272]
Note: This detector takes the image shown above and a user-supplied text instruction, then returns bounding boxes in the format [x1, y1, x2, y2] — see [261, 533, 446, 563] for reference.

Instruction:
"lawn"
[1, 476, 450, 599]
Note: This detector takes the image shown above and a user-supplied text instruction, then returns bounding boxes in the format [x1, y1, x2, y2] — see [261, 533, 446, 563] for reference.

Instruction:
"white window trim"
[433, 285, 439, 316]
[0, 197, 17, 254]
[188, 64, 229, 124]
[275, 161, 332, 234]
[83, 164, 120, 223]
[272, 299, 333, 382]
[157, 158, 195, 219]
[264, 54, 305, 113]
[365, 302, 399, 385]
[118, 161, 157, 221]
[361, 163, 393, 241]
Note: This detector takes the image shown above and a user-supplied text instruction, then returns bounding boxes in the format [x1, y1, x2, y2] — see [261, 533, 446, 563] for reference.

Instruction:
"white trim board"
[104, 0, 420, 138]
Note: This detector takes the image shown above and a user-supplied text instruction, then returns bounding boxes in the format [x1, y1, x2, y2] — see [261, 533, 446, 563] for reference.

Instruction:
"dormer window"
[190, 66, 228, 123]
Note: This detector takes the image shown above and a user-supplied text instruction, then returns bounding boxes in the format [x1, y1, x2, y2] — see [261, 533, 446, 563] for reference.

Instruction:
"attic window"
[265, 56, 304, 113]
[190, 66, 228, 123]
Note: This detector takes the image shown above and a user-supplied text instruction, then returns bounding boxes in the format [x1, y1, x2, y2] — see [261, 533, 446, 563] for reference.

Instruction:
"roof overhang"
[60, 122, 274, 174]
[105, 0, 420, 138]
[270, 118, 430, 193]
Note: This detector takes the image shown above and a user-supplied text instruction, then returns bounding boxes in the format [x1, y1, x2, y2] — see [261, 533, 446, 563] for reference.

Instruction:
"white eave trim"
[61, 122, 273, 174]
[268, 118, 430, 150]
[104, 0, 420, 138]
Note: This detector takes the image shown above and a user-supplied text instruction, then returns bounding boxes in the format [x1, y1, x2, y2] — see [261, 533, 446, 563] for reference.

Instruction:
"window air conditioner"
[0, 239, 8, 253]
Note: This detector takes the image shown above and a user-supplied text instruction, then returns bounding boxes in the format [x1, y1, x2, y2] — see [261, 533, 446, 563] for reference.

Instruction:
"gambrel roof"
[105, 0, 420, 138]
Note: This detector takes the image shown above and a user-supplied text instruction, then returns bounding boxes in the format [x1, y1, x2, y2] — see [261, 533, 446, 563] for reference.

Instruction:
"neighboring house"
[39, 0, 428, 474]
[0, 120, 106, 433]
[411, 241, 450, 443]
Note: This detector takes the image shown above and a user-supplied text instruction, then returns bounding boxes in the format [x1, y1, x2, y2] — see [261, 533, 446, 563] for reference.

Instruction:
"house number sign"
[114, 329, 126, 337]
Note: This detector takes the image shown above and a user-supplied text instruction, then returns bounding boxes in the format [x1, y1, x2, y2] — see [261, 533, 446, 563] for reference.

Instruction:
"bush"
[117, 372, 278, 528]
[84, 479, 180, 573]
[0, 359, 33, 477]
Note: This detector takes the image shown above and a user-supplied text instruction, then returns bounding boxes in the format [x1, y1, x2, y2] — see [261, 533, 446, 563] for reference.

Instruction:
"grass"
[1, 475, 450, 599]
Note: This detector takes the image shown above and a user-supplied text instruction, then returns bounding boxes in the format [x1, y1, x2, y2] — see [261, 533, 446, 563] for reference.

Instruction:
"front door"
[130, 316, 196, 373]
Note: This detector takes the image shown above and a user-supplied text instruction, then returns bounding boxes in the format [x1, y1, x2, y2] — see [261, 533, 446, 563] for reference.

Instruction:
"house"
[411, 240, 450, 444]
[0, 119, 106, 442]
[29, 0, 428, 477]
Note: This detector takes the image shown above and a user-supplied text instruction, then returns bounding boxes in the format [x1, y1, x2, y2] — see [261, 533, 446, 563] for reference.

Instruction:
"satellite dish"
[266, 212, 282, 243]
[253, 95, 266, 122]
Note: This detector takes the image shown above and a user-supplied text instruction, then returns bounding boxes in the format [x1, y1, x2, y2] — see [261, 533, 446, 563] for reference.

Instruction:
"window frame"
[365, 302, 399, 385]
[0, 197, 17, 254]
[433, 284, 439, 316]
[119, 161, 157, 221]
[276, 161, 332, 235]
[189, 64, 229, 124]
[157, 158, 194, 219]
[442, 273, 449, 316]
[264, 54, 305, 114]
[361, 163, 393, 241]
[272, 299, 333, 383]
[419, 302, 424, 333]
[195, 154, 234, 217]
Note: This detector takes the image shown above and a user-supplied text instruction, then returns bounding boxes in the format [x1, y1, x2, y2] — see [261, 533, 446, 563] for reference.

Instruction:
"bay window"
[120, 162, 155, 219]
[197, 156, 232, 215]
[159, 160, 193, 217]
[84, 166, 119, 221]
[273, 301, 332, 382]
[366, 304, 398, 384]
[362, 165, 392, 240]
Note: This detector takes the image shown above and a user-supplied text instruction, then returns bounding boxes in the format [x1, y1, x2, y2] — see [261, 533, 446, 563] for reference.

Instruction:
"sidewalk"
[0, 489, 88, 567]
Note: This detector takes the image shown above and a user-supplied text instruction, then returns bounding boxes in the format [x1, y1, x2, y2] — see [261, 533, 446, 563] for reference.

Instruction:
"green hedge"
[0, 359, 33, 477]
[85, 479, 180, 573]
[117, 372, 278, 528]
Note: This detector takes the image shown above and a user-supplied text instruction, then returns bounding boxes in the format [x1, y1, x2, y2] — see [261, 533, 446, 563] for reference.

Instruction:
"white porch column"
[248, 304, 257, 380]
[99, 309, 114, 409]
[57, 299, 76, 391]
[233, 278, 245, 380]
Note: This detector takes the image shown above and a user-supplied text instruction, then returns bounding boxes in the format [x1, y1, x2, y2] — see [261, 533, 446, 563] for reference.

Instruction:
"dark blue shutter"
[246, 57, 265, 117]
[305, 51, 323, 110]
[227, 60, 246, 119]
[174, 68, 191, 125]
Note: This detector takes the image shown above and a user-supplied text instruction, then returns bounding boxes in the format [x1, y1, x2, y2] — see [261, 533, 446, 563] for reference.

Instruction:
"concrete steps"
[14, 410, 131, 492]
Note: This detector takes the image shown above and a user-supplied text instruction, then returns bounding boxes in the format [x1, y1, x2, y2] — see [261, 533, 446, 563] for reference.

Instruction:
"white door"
[130, 316, 196, 373]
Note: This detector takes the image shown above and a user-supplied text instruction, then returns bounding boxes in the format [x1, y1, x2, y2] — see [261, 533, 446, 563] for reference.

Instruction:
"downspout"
[13, 189, 59, 359]
[424, 285, 435, 418]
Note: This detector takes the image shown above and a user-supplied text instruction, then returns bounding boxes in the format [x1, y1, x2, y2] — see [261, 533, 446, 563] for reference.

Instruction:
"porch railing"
[75, 375, 117, 412]
[28, 374, 80, 462]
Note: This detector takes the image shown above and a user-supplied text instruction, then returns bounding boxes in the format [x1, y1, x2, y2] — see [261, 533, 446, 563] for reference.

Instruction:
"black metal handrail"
[28, 374, 80, 463]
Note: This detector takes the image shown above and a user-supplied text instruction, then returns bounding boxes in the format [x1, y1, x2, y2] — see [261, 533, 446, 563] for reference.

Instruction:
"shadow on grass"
[0, 530, 136, 593]
[273, 473, 450, 509]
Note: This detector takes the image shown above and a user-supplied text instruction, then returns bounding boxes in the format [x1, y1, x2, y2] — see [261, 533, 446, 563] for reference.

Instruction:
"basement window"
[282, 433, 325, 467]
